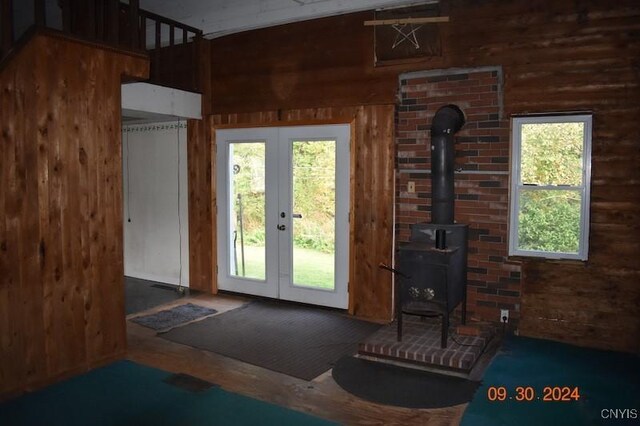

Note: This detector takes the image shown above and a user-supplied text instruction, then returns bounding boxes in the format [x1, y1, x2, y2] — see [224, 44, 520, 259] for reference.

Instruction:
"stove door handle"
[378, 263, 411, 279]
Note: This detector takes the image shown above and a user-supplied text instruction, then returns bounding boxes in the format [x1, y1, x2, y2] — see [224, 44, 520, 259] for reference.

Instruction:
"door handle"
[277, 224, 286, 231]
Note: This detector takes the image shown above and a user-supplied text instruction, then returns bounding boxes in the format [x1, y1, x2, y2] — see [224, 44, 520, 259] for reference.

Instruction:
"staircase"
[1, 0, 203, 92]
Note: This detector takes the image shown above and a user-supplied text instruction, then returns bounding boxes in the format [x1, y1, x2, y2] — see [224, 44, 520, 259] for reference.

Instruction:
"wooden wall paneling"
[349, 105, 395, 321]
[25, 41, 49, 387]
[90, 49, 114, 364]
[351, 107, 372, 316]
[520, 261, 640, 353]
[102, 50, 127, 363]
[196, 38, 212, 115]
[184, 38, 215, 294]
[0, 47, 26, 396]
[209, 12, 398, 114]
[209, 119, 216, 293]
[347, 118, 357, 315]
[13, 44, 30, 387]
[187, 116, 215, 293]
[81, 49, 101, 367]
[206, 0, 640, 351]
[0, 61, 9, 391]
[199, 0, 640, 351]
[43, 37, 78, 376]
[77, 46, 96, 366]
[148, 42, 198, 93]
[379, 106, 395, 318]
[0, 32, 148, 398]
[78, 46, 100, 367]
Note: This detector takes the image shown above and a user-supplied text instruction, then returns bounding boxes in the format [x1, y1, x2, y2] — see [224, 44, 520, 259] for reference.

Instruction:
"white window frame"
[509, 114, 592, 260]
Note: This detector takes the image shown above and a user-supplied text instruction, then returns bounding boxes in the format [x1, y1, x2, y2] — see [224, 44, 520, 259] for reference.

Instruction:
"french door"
[216, 125, 350, 309]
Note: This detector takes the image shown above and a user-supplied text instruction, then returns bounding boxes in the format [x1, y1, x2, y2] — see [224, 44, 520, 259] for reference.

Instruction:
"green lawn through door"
[237, 245, 334, 290]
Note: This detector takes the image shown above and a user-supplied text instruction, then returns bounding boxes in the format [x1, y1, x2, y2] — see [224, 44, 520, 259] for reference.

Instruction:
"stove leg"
[441, 313, 449, 348]
[397, 312, 403, 342]
[462, 297, 467, 325]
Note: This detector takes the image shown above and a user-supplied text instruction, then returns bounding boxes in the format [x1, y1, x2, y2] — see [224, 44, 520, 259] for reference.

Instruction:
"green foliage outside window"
[517, 122, 585, 254]
[231, 141, 336, 254]
[518, 190, 581, 253]
[231, 143, 266, 246]
[292, 141, 336, 254]
[521, 123, 583, 186]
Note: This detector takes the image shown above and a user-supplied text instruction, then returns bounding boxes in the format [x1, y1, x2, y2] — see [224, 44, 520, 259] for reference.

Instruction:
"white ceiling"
[140, 0, 430, 38]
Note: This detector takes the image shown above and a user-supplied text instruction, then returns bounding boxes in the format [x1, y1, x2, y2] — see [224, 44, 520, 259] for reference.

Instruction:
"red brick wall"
[395, 67, 522, 326]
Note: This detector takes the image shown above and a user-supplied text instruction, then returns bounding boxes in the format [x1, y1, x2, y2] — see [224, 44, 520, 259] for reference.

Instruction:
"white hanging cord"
[126, 129, 131, 223]
[177, 119, 184, 294]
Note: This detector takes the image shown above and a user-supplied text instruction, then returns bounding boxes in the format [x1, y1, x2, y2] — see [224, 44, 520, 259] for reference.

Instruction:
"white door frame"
[216, 124, 350, 309]
[216, 127, 279, 298]
[277, 125, 350, 308]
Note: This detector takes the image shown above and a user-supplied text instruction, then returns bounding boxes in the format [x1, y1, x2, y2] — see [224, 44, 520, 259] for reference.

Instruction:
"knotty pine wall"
[187, 116, 215, 293]
[0, 32, 148, 398]
[185, 39, 214, 294]
[203, 0, 640, 352]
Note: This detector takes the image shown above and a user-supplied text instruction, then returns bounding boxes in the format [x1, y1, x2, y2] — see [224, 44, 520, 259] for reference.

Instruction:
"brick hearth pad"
[359, 316, 493, 372]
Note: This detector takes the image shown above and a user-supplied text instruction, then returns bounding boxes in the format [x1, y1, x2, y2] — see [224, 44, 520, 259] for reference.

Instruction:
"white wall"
[122, 122, 189, 287]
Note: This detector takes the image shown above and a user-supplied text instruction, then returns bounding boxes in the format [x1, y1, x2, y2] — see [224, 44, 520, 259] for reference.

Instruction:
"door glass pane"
[291, 140, 336, 289]
[229, 142, 266, 280]
[518, 189, 581, 254]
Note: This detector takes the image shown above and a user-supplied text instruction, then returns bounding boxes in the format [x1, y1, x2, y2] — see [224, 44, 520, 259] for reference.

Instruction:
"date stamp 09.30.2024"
[486, 386, 638, 420]
[487, 386, 581, 402]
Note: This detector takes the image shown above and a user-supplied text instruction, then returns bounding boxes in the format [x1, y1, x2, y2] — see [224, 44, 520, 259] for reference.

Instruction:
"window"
[509, 114, 592, 260]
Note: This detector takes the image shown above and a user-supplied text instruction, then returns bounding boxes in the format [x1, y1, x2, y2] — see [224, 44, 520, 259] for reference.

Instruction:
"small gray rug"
[161, 300, 381, 381]
[131, 303, 217, 331]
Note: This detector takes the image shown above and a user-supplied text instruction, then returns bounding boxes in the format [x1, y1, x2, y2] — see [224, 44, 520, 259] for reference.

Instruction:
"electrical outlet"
[501, 309, 509, 323]
[407, 181, 416, 193]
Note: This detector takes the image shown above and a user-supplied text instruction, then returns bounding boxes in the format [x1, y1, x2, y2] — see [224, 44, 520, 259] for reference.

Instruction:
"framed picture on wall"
[372, 3, 444, 66]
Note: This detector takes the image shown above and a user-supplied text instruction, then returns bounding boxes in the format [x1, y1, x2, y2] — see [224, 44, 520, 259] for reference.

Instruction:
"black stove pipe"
[430, 105, 465, 224]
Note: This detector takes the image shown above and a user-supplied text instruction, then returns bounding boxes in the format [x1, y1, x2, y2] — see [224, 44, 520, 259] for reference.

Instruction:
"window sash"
[509, 114, 592, 260]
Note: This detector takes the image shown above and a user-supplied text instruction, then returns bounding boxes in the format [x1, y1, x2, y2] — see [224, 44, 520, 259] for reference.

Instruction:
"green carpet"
[0, 361, 335, 426]
[462, 336, 640, 426]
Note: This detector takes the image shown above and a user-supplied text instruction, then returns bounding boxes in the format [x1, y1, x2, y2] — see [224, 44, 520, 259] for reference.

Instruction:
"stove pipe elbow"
[431, 104, 466, 137]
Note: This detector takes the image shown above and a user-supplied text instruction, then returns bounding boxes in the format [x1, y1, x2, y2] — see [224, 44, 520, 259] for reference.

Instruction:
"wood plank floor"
[126, 292, 466, 425]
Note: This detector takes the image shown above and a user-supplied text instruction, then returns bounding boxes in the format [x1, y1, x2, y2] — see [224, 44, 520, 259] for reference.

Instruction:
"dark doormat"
[332, 356, 480, 408]
[131, 303, 217, 332]
[160, 300, 382, 381]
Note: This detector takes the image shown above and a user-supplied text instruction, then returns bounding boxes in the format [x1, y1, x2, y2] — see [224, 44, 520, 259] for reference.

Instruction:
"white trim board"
[121, 83, 202, 121]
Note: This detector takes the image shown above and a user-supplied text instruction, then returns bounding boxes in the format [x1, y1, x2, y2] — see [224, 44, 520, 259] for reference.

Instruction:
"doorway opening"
[120, 83, 202, 316]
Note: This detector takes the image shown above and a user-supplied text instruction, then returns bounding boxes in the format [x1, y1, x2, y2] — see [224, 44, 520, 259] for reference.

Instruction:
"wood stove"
[396, 224, 468, 348]
[392, 104, 468, 349]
